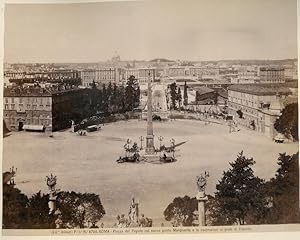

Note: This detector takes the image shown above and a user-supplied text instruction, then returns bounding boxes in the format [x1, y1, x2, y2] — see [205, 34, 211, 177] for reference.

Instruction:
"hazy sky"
[4, 0, 298, 63]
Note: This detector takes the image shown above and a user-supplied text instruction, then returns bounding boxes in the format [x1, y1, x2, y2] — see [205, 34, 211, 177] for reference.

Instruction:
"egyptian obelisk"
[145, 71, 155, 154]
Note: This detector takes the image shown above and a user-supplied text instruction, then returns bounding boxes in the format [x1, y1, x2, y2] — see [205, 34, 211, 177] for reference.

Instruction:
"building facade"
[5, 71, 81, 86]
[80, 68, 120, 87]
[123, 68, 158, 85]
[228, 84, 293, 137]
[3, 85, 91, 132]
[259, 67, 285, 83]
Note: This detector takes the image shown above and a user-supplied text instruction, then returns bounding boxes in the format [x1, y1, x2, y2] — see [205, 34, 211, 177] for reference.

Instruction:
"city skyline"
[4, 0, 298, 63]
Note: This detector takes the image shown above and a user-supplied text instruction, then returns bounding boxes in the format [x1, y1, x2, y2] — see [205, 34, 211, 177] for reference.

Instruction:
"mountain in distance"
[148, 58, 175, 62]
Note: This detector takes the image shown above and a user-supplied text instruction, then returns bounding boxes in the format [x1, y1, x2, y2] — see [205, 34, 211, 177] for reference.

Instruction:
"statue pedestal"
[196, 192, 208, 226]
[145, 134, 155, 155]
[140, 149, 160, 163]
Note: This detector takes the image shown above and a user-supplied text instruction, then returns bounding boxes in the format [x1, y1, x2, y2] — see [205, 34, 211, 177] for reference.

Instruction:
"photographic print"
[1, 0, 299, 236]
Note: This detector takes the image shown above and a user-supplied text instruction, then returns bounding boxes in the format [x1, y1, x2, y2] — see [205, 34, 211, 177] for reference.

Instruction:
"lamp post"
[170, 138, 175, 158]
[158, 136, 163, 149]
[139, 136, 144, 150]
[158, 136, 164, 157]
[125, 138, 132, 157]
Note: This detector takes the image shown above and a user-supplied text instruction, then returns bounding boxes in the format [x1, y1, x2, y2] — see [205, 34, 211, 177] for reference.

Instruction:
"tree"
[111, 83, 118, 113]
[206, 195, 232, 226]
[97, 88, 103, 111]
[265, 152, 299, 224]
[183, 81, 188, 106]
[117, 85, 126, 113]
[102, 84, 109, 113]
[125, 75, 140, 111]
[90, 80, 98, 114]
[164, 195, 198, 226]
[107, 82, 113, 104]
[2, 176, 28, 228]
[135, 85, 141, 107]
[90, 80, 97, 89]
[26, 191, 55, 229]
[214, 151, 266, 225]
[169, 82, 178, 110]
[57, 191, 105, 228]
[274, 103, 298, 141]
[177, 87, 182, 109]
[3, 173, 106, 229]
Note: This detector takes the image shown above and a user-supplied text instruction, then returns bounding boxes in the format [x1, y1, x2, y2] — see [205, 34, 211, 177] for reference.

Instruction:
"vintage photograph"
[2, 0, 299, 235]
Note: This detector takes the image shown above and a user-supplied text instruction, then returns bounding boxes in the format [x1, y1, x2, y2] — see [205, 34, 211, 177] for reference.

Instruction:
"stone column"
[196, 191, 208, 226]
[196, 172, 209, 226]
[146, 71, 155, 154]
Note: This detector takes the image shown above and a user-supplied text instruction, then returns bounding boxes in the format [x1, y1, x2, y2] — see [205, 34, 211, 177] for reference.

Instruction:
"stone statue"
[196, 171, 209, 226]
[128, 197, 139, 224]
[46, 173, 57, 192]
[196, 171, 209, 193]
[46, 173, 59, 215]
[71, 120, 75, 132]
[116, 214, 127, 228]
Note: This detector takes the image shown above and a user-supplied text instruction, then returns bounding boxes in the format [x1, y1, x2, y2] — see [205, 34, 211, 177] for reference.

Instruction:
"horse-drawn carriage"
[116, 153, 140, 163]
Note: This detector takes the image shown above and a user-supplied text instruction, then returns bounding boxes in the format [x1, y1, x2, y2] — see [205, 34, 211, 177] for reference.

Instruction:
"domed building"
[111, 51, 121, 62]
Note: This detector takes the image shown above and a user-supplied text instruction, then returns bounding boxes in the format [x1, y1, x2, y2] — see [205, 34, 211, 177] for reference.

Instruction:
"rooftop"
[194, 86, 215, 95]
[4, 84, 85, 97]
[228, 84, 293, 96]
[259, 67, 284, 71]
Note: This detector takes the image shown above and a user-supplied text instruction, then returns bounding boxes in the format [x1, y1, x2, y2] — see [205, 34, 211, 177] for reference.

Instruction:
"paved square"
[3, 119, 298, 226]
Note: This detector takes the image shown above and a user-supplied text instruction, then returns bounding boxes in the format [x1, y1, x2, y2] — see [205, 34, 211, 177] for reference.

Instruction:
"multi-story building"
[164, 67, 187, 78]
[123, 68, 158, 84]
[258, 67, 285, 83]
[80, 68, 120, 87]
[5, 71, 81, 86]
[230, 66, 259, 84]
[137, 68, 158, 84]
[123, 68, 140, 81]
[228, 84, 294, 137]
[200, 67, 219, 80]
[284, 65, 298, 81]
[219, 68, 238, 82]
[189, 67, 203, 78]
[3, 85, 91, 132]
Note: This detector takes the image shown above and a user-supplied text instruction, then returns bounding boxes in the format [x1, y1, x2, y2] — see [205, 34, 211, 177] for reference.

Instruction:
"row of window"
[4, 104, 51, 111]
[4, 112, 51, 118]
[5, 97, 51, 105]
[229, 102, 259, 116]
[5, 118, 51, 126]
[83, 76, 116, 80]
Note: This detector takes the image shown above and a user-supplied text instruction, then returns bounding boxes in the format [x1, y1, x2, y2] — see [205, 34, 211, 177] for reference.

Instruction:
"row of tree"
[89, 76, 140, 116]
[164, 151, 299, 226]
[168, 82, 182, 110]
[2, 180, 105, 229]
